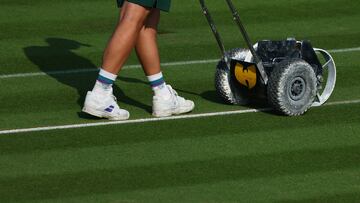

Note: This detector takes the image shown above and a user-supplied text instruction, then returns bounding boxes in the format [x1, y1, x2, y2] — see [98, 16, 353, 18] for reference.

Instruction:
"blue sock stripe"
[97, 75, 114, 85]
[150, 78, 165, 87]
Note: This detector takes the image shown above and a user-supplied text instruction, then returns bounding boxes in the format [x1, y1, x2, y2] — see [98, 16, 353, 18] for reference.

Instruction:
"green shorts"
[117, 0, 171, 12]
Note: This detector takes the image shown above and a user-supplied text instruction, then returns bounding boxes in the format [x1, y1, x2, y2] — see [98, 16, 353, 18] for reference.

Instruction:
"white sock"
[147, 72, 171, 99]
[92, 80, 113, 95]
[92, 68, 117, 95]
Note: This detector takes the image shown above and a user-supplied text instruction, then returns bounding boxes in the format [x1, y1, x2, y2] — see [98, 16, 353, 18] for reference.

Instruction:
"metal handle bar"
[199, 0, 268, 84]
[199, 0, 227, 57]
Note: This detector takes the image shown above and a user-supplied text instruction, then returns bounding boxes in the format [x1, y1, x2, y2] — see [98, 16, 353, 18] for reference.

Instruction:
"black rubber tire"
[215, 49, 250, 105]
[267, 58, 317, 116]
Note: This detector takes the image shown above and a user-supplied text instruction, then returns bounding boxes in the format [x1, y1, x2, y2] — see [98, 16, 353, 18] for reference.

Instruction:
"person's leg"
[135, 9, 195, 117]
[135, 9, 170, 98]
[135, 8, 161, 76]
[102, 1, 150, 74]
[83, 1, 150, 120]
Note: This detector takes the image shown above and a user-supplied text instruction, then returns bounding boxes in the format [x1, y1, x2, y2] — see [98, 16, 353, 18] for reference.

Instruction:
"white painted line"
[328, 47, 360, 53]
[0, 99, 359, 135]
[0, 68, 98, 79]
[0, 59, 219, 79]
[0, 108, 268, 135]
[0, 47, 359, 79]
[323, 99, 360, 106]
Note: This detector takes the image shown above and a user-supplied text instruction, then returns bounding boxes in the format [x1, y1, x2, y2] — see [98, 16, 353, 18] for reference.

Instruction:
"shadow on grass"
[1, 145, 359, 202]
[200, 89, 276, 111]
[201, 90, 227, 105]
[23, 37, 150, 115]
[177, 88, 276, 114]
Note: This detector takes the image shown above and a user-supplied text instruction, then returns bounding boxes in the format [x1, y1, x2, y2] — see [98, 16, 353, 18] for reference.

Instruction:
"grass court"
[0, 0, 360, 202]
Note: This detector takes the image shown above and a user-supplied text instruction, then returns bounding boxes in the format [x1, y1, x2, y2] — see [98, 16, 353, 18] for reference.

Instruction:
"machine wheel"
[267, 59, 317, 116]
[215, 48, 250, 105]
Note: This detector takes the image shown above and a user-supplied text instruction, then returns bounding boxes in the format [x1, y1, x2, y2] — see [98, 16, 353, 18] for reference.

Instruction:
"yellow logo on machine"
[234, 62, 257, 89]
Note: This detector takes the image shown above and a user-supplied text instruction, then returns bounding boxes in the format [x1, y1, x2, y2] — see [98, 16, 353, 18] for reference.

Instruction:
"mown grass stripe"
[0, 47, 359, 79]
[0, 99, 359, 135]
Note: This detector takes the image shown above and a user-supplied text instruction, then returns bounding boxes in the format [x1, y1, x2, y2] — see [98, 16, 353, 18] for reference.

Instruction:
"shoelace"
[168, 86, 181, 106]
[111, 95, 117, 102]
[168, 85, 178, 97]
[172, 89, 178, 97]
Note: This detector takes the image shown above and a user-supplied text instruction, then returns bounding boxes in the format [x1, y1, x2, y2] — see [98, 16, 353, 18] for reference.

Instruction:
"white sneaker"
[82, 91, 130, 120]
[152, 85, 195, 117]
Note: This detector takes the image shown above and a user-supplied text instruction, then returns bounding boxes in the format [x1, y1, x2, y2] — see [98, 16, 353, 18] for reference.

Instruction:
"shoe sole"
[82, 107, 129, 121]
[152, 104, 195, 118]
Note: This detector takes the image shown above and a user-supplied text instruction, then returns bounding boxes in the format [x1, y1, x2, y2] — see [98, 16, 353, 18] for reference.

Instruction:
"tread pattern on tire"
[267, 58, 317, 116]
[215, 48, 250, 105]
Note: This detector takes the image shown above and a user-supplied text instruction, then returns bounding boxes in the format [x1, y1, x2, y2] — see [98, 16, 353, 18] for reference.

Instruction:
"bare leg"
[82, 1, 152, 120]
[83, 2, 195, 120]
[133, 9, 195, 117]
[135, 9, 161, 76]
[101, 1, 150, 74]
